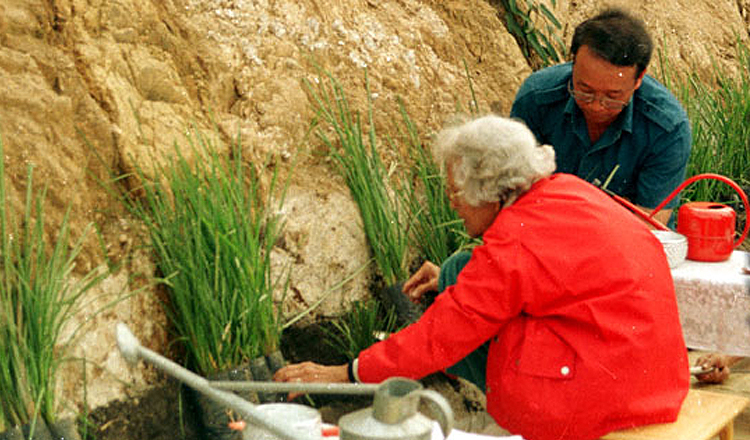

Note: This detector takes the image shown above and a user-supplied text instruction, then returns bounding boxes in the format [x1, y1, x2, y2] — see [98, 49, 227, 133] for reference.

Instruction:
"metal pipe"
[115, 323, 320, 440]
[210, 380, 378, 395]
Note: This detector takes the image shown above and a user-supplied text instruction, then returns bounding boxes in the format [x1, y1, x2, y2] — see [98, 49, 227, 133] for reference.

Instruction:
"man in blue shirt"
[510, 8, 691, 225]
[510, 8, 742, 386]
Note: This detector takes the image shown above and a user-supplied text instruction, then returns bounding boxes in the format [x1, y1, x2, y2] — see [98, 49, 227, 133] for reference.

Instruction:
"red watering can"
[647, 173, 749, 262]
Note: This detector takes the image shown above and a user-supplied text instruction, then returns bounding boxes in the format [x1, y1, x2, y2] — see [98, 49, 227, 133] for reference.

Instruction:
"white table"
[672, 250, 750, 356]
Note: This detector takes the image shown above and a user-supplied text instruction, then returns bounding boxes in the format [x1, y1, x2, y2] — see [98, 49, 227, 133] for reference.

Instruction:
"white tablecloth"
[672, 250, 750, 355]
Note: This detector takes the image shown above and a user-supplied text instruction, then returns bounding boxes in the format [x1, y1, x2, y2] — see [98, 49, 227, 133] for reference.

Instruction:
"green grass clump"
[321, 300, 401, 361]
[116, 131, 287, 375]
[306, 70, 410, 286]
[660, 40, 750, 205]
[0, 135, 106, 432]
[306, 67, 476, 280]
[395, 100, 472, 266]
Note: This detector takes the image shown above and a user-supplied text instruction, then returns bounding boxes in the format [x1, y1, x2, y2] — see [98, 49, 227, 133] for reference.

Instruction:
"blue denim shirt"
[511, 63, 691, 209]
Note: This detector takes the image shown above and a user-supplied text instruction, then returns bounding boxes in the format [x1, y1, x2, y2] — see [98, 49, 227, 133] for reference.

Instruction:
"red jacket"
[358, 174, 689, 440]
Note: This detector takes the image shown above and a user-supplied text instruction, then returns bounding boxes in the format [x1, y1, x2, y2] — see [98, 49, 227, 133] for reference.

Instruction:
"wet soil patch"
[84, 321, 487, 439]
[85, 379, 203, 440]
[85, 322, 377, 439]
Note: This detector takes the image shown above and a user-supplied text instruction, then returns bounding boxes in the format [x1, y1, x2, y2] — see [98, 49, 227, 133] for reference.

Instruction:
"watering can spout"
[116, 323, 141, 364]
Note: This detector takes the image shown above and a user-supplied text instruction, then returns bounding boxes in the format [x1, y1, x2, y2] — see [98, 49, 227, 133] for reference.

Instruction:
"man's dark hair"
[571, 8, 653, 77]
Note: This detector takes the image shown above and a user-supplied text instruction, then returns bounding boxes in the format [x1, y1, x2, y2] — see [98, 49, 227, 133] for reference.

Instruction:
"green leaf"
[537, 32, 561, 62]
[505, 14, 524, 36]
[540, 4, 562, 28]
[529, 37, 549, 63]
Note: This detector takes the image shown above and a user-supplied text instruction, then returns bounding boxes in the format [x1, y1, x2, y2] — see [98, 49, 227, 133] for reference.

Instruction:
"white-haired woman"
[275, 115, 689, 440]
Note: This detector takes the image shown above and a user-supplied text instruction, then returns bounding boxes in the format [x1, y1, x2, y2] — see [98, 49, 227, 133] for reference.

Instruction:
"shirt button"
[561, 366, 570, 376]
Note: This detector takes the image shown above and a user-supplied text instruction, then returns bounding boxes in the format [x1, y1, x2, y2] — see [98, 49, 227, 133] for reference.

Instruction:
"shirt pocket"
[514, 321, 576, 380]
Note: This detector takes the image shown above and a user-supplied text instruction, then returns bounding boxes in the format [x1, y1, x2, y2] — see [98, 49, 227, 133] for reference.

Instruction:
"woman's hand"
[402, 261, 440, 303]
[273, 361, 348, 399]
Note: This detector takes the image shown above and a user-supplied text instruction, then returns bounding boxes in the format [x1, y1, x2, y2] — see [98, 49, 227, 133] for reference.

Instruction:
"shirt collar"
[619, 96, 635, 134]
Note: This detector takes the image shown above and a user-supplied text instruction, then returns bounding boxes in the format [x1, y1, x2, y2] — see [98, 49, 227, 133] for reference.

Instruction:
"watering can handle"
[416, 389, 453, 439]
[649, 173, 750, 248]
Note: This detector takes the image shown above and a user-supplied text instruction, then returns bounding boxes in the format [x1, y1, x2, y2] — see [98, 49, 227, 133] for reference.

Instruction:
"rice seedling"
[305, 69, 410, 285]
[0, 134, 106, 432]
[306, 64, 480, 275]
[394, 100, 472, 266]
[658, 39, 750, 206]
[115, 130, 288, 375]
[321, 299, 401, 361]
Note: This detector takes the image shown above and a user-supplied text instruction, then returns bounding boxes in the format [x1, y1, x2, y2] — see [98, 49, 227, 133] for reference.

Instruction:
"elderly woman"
[274, 115, 689, 440]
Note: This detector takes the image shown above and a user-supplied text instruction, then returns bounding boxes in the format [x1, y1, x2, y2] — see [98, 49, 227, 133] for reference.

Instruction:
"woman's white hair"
[434, 114, 556, 208]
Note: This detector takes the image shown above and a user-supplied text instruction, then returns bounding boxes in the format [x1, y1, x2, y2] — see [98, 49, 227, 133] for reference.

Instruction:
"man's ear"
[634, 69, 647, 90]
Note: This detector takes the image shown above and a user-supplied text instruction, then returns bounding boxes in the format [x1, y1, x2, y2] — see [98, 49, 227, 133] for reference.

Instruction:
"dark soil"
[82, 322, 395, 440]
[82, 319, 487, 440]
[85, 380, 204, 440]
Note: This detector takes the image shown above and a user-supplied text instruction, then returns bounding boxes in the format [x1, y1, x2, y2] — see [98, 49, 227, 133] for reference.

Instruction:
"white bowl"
[651, 230, 688, 268]
[250, 403, 322, 439]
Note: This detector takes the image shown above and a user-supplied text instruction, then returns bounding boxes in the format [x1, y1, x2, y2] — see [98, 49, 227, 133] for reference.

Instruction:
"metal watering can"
[214, 377, 454, 440]
[647, 173, 749, 262]
[116, 323, 453, 440]
[338, 377, 453, 440]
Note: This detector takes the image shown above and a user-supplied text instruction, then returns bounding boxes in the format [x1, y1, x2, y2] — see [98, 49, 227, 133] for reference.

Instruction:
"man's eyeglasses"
[567, 80, 631, 111]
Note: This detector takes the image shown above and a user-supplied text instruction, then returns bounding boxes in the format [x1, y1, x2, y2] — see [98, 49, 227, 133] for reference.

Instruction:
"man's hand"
[637, 205, 672, 228]
[694, 353, 742, 384]
[402, 261, 440, 303]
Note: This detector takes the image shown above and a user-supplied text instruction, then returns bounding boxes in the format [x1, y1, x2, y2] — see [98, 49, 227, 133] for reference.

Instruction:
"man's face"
[446, 164, 500, 238]
[571, 45, 644, 127]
